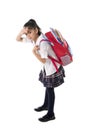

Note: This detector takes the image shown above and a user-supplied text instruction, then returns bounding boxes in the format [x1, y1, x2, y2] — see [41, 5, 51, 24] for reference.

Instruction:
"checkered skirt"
[39, 65, 65, 88]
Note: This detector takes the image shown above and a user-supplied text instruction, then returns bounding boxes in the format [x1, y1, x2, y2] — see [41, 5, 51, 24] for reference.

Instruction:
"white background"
[0, 0, 87, 130]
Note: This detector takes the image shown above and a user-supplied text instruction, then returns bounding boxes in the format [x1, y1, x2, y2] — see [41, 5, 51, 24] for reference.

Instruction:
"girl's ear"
[35, 27, 38, 34]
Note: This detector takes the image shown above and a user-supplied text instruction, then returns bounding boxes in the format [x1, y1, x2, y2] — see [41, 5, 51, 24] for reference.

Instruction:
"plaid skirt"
[39, 65, 65, 88]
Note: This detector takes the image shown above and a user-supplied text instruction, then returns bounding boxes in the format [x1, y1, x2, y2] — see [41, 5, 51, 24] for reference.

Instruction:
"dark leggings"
[43, 87, 55, 116]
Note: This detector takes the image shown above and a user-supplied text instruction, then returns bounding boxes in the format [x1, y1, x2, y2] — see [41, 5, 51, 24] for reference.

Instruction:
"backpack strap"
[48, 56, 59, 72]
[40, 39, 50, 44]
[40, 39, 60, 72]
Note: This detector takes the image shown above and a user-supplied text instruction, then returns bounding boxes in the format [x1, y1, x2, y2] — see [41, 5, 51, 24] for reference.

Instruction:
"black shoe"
[38, 114, 55, 122]
[34, 106, 48, 112]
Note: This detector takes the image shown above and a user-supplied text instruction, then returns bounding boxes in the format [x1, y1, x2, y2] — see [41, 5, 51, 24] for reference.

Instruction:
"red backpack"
[40, 28, 73, 72]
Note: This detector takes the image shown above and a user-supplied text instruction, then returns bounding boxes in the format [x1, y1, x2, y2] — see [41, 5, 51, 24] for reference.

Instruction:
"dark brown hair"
[24, 19, 41, 35]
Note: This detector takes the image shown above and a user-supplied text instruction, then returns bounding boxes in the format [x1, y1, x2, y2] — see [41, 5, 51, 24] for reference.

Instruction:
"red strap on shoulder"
[40, 39, 50, 43]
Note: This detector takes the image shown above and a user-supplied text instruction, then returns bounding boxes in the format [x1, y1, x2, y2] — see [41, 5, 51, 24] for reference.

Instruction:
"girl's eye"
[28, 31, 31, 34]
[26, 32, 31, 35]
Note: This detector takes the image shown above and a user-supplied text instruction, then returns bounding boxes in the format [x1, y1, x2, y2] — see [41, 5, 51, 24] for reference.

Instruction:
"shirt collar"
[35, 33, 45, 46]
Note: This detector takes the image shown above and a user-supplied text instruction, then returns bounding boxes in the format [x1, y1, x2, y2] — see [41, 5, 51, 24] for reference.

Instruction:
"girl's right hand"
[16, 27, 28, 42]
[20, 27, 28, 35]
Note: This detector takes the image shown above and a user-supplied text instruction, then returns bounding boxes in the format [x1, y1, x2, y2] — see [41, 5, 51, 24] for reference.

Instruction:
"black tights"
[43, 87, 55, 116]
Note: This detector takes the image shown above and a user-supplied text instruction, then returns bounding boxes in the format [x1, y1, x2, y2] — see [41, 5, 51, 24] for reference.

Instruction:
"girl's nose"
[27, 35, 31, 39]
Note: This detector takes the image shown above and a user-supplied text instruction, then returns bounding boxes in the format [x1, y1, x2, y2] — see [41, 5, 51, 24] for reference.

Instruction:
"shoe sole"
[34, 108, 48, 112]
[38, 117, 55, 122]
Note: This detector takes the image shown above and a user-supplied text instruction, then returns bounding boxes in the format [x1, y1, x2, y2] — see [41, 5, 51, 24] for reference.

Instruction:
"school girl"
[16, 19, 65, 122]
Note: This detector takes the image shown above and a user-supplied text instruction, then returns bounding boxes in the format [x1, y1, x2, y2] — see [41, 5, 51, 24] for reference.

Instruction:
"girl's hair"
[24, 19, 41, 35]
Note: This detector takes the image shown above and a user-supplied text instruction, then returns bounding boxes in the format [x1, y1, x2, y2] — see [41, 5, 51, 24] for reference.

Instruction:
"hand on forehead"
[23, 27, 30, 34]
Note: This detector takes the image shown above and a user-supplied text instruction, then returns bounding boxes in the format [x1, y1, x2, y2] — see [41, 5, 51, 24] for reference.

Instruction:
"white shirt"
[23, 33, 60, 76]
[35, 34, 60, 76]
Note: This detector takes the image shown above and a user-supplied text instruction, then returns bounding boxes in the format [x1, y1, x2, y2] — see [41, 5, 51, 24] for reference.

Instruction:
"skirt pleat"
[39, 65, 65, 88]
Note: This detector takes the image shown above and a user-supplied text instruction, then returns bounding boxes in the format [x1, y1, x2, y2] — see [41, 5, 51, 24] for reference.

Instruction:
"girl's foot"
[34, 106, 48, 112]
[38, 114, 55, 122]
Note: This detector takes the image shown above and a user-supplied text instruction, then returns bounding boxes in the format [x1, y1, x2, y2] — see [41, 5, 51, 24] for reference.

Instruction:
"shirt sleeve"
[39, 41, 48, 59]
[23, 37, 31, 43]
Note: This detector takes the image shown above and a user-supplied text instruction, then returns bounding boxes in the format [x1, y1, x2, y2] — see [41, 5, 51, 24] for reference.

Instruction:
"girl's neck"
[34, 34, 41, 43]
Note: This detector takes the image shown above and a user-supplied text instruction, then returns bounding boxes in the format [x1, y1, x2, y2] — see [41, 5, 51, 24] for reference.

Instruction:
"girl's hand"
[32, 45, 40, 54]
[16, 27, 29, 42]
[32, 45, 46, 64]
[20, 27, 28, 35]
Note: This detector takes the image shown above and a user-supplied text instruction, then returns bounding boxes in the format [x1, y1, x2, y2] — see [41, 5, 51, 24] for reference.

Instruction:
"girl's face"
[26, 28, 39, 42]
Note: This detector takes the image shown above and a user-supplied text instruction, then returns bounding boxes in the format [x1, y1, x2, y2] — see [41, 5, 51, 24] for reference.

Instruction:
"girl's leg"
[42, 88, 48, 108]
[34, 88, 48, 111]
[46, 87, 55, 116]
[38, 87, 55, 122]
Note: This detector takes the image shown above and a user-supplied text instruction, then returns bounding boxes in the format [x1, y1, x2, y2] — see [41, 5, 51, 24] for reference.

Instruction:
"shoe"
[34, 106, 48, 112]
[38, 114, 55, 122]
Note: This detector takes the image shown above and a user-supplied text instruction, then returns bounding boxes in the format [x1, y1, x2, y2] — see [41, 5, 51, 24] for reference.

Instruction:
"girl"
[16, 19, 65, 122]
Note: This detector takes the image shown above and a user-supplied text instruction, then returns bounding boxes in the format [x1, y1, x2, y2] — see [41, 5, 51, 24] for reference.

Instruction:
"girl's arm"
[16, 28, 28, 42]
[32, 46, 46, 64]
